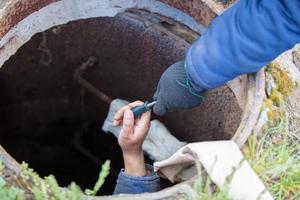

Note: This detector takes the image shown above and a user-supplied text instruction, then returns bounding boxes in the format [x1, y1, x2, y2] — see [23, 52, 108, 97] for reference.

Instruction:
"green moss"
[263, 62, 295, 123]
[270, 89, 284, 106]
[266, 63, 295, 98]
[263, 99, 274, 120]
[0, 161, 4, 174]
[264, 99, 273, 110]
[262, 98, 284, 125]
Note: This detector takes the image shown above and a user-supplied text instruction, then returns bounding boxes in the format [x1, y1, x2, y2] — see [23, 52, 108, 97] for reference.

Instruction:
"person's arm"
[186, 0, 300, 90]
[113, 101, 160, 195]
[153, 0, 300, 115]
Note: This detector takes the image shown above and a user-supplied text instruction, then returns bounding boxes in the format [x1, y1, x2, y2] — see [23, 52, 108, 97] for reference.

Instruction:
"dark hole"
[0, 10, 242, 195]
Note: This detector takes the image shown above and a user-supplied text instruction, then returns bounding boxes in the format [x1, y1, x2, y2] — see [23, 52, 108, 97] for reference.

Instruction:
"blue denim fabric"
[113, 164, 160, 195]
[186, 0, 300, 90]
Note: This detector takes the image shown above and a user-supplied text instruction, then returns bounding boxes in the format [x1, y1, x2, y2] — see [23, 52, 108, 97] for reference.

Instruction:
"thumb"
[122, 110, 134, 135]
[153, 98, 167, 116]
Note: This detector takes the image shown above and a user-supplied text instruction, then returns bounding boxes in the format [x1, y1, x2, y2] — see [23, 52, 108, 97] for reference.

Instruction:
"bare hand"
[114, 101, 151, 155]
[113, 101, 151, 176]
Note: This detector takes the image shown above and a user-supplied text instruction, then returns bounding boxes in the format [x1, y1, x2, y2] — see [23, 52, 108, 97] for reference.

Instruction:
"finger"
[136, 109, 151, 128]
[127, 101, 144, 108]
[135, 111, 151, 133]
[114, 101, 144, 126]
[114, 105, 131, 126]
[129, 101, 147, 124]
[134, 110, 151, 142]
[122, 110, 134, 135]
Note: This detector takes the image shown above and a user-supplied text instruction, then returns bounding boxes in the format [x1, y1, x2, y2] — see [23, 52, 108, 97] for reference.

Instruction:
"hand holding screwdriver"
[131, 101, 156, 118]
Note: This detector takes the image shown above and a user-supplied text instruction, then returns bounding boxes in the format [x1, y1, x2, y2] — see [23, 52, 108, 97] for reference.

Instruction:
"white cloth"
[102, 99, 272, 199]
[102, 99, 186, 161]
[154, 141, 273, 200]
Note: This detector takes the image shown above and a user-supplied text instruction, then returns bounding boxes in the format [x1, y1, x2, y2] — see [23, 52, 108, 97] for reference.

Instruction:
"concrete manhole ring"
[0, 0, 265, 199]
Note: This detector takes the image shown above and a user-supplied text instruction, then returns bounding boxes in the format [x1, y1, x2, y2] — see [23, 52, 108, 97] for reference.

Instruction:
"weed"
[193, 160, 230, 200]
[0, 177, 24, 200]
[193, 110, 299, 200]
[85, 160, 111, 196]
[247, 118, 300, 199]
[0, 160, 24, 200]
[20, 161, 83, 200]
[0, 159, 110, 200]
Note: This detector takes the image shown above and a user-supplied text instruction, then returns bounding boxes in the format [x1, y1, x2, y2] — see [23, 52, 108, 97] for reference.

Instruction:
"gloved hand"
[153, 61, 205, 116]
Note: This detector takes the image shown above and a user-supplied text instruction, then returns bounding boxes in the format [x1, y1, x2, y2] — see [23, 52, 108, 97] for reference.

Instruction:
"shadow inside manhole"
[0, 10, 242, 195]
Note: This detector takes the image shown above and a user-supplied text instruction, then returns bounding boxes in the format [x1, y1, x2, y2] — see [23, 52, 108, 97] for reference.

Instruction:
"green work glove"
[153, 61, 205, 116]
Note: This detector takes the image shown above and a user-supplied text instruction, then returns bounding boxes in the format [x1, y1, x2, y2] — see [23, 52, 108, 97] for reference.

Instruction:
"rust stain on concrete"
[159, 0, 217, 27]
[0, 0, 58, 38]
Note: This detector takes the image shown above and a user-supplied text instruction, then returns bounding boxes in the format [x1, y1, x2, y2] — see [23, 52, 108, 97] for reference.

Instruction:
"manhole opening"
[0, 10, 242, 195]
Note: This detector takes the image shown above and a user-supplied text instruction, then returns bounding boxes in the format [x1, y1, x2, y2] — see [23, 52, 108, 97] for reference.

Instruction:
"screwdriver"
[131, 101, 157, 117]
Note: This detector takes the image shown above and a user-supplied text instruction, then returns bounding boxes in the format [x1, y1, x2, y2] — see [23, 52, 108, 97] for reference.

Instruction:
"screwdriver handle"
[131, 101, 150, 117]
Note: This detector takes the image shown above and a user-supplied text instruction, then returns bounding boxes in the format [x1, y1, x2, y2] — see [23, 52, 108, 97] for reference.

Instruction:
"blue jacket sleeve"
[113, 164, 160, 195]
[186, 0, 300, 90]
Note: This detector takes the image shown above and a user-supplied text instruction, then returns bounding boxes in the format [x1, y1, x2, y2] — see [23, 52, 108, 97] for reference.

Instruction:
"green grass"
[247, 118, 300, 200]
[193, 161, 230, 200]
[21, 162, 83, 200]
[192, 115, 300, 200]
[0, 160, 110, 200]
[0, 161, 24, 200]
